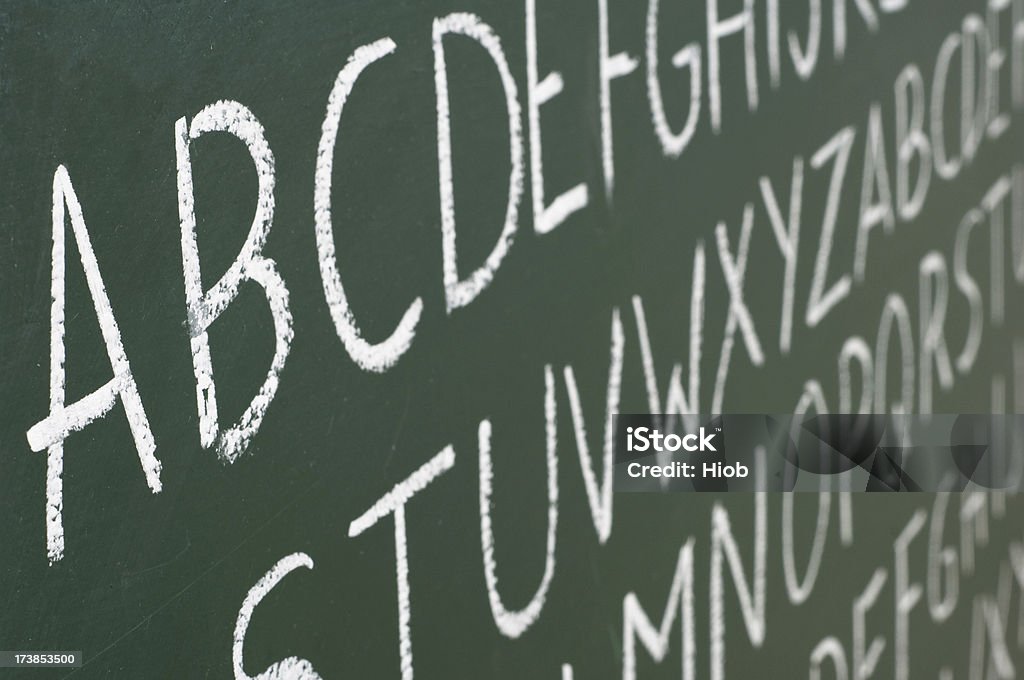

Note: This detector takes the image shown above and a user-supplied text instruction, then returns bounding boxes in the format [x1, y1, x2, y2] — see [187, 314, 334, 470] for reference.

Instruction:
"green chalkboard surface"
[3, 0, 1024, 678]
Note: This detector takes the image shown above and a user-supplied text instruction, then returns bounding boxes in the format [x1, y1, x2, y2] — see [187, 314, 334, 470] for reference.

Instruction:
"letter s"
[233, 552, 322, 680]
[633, 427, 650, 451]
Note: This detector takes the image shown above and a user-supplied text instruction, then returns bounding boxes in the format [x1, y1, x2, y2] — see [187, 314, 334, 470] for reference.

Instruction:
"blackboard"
[3, 0, 1024, 678]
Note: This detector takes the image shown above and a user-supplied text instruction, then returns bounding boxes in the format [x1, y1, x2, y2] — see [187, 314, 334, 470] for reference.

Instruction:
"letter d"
[433, 13, 524, 312]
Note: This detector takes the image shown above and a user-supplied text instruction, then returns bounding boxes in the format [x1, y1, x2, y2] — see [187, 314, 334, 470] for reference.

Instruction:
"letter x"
[713, 203, 764, 411]
[717, 203, 763, 364]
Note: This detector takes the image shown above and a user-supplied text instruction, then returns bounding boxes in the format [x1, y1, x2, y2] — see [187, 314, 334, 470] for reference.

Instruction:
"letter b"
[175, 101, 294, 463]
[895, 64, 932, 221]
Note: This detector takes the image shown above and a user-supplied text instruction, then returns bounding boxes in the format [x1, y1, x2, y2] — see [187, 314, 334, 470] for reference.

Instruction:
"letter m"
[622, 539, 695, 680]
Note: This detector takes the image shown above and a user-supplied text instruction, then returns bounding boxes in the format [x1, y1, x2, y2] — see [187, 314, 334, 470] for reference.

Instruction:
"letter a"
[26, 165, 162, 564]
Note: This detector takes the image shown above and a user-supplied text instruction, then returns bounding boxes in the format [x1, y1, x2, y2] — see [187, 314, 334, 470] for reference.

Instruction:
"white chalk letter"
[527, 0, 589, 233]
[707, 0, 758, 132]
[599, 0, 640, 198]
[433, 13, 524, 312]
[854, 104, 896, 283]
[563, 308, 624, 543]
[315, 38, 423, 372]
[807, 127, 855, 327]
[349, 447, 457, 680]
[175, 101, 293, 463]
[622, 540, 696, 680]
[26, 166, 162, 564]
[894, 64, 932, 222]
[760, 157, 804, 354]
[918, 253, 954, 415]
[479, 367, 558, 638]
[710, 453, 766, 680]
[233, 552, 322, 680]
[646, 0, 702, 157]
